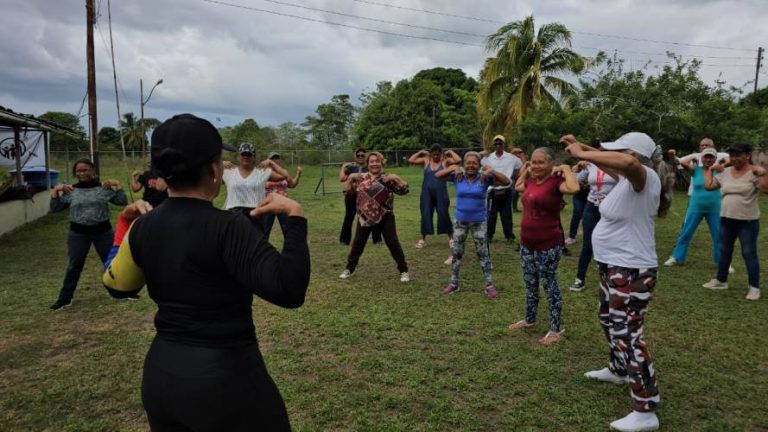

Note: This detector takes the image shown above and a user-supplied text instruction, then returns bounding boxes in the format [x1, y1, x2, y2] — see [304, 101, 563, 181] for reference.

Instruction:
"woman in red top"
[508, 147, 579, 345]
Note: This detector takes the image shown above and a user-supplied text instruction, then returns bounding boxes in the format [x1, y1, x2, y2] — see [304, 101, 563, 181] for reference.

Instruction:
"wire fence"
[48, 148, 486, 169]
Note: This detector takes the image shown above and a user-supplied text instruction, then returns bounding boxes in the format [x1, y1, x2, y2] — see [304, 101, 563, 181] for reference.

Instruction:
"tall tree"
[477, 15, 587, 144]
[38, 111, 86, 151]
[354, 71, 482, 150]
[304, 94, 355, 150]
[119, 112, 145, 155]
[97, 126, 120, 150]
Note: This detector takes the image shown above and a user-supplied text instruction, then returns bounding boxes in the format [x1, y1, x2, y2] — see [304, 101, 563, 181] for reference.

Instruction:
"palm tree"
[477, 15, 588, 143]
[119, 112, 145, 157]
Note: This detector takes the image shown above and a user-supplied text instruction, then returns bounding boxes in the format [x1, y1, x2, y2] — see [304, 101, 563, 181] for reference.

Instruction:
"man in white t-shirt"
[481, 135, 522, 244]
[677, 138, 729, 196]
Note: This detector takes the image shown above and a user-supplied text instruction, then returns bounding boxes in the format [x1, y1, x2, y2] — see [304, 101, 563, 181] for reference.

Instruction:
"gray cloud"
[1, 0, 765, 130]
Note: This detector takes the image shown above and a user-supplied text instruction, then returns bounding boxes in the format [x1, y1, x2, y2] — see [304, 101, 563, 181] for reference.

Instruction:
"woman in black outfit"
[103, 114, 311, 431]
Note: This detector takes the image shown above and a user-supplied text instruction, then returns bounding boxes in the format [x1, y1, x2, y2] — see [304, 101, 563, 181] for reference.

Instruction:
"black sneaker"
[50, 299, 72, 311]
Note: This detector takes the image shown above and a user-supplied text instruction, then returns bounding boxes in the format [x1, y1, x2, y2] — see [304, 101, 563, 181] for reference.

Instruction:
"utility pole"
[754, 46, 764, 94]
[106, 0, 126, 159]
[86, 0, 100, 174]
[140, 78, 163, 159]
[140, 78, 144, 158]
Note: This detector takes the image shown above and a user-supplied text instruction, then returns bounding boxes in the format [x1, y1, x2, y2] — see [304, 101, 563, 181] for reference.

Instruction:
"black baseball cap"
[726, 142, 752, 154]
[151, 114, 236, 178]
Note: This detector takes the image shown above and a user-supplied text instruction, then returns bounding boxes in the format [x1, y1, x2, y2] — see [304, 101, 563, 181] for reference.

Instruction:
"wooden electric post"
[86, 0, 100, 175]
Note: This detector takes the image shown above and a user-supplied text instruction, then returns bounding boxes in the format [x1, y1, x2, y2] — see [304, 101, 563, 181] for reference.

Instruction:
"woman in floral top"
[339, 152, 411, 282]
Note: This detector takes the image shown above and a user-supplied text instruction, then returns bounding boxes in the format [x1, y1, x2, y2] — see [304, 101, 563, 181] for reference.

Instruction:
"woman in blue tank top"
[435, 151, 510, 297]
[408, 144, 461, 254]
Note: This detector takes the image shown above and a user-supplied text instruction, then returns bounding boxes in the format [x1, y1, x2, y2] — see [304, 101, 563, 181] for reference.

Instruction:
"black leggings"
[346, 212, 408, 273]
[142, 337, 290, 432]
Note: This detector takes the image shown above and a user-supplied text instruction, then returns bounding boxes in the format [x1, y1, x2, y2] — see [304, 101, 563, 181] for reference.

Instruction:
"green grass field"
[1, 159, 767, 431]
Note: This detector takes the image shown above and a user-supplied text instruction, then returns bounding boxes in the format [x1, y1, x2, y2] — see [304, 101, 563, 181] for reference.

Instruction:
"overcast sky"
[1, 0, 766, 131]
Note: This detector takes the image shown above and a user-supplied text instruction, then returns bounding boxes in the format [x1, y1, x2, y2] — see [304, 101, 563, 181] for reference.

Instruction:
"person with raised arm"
[702, 142, 768, 300]
[339, 152, 411, 282]
[434, 151, 511, 298]
[103, 114, 310, 431]
[263, 151, 302, 240]
[507, 147, 579, 345]
[664, 147, 730, 272]
[560, 132, 672, 432]
[480, 135, 522, 246]
[408, 143, 460, 253]
[49, 158, 128, 310]
[339, 147, 382, 245]
[221, 143, 288, 234]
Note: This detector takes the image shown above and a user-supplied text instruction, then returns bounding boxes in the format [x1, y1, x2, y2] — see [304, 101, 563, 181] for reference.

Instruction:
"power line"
[350, 0, 498, 23]
[202, 0, 483, 46]
[346, 0, 755, 52]
[95, 23, 131, 107]
[259, 0, 485, 37]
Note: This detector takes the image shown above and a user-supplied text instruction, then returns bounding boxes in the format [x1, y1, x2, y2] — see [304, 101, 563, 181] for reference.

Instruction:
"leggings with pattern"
[450, 220, 492, 285]
[519, 244, 563, 331]
[597, 263, 660, 413]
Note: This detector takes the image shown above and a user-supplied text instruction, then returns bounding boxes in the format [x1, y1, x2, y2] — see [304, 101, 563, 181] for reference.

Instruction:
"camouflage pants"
[451, 220, 493, 284]
[597, 263, 660, 413]
[520, 244, 564, 332]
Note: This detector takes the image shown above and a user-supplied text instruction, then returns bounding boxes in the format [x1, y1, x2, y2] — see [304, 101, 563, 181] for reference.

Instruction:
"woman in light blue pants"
[664, 148, 722, 267]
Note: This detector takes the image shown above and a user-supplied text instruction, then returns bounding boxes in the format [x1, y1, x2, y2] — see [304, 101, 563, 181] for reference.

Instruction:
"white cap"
[600, 132, 656, 159]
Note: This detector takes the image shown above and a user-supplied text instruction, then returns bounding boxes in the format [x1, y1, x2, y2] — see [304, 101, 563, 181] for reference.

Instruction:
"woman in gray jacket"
[49, 158, 127, 310]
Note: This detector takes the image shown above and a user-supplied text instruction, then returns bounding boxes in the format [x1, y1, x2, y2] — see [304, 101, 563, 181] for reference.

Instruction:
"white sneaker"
[339, 269, 352, 279]
[702, 278, 728, 290]
[609, 411, 659, 431]
[746, 286, 761, 301]
[584, 367, 629, 385]
[400, 272, 410, 282]
[663, 256, 678, 266]
[728, 265, 735, 274]
[569, 278, 585, 292]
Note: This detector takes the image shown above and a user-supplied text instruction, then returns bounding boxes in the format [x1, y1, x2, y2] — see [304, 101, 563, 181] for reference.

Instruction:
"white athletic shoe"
[584, 367, 629, 385]
[663, 256, 678, 266]
[746, 286, 761, 301]
[728, 265, 735, 274]
[339, 269, 352, 279]
[702, 279, 728, 290]
[400, 272, 410, 282]
[569, 278, 585, 292]
[609, 411, 659, 432]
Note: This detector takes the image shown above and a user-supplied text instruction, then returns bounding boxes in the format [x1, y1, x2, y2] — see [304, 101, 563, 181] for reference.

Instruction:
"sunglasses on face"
[356, 154, 365, 158]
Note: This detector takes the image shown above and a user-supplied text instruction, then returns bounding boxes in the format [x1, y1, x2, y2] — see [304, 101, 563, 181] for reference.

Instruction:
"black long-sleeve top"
[127, 197, 310, 348]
